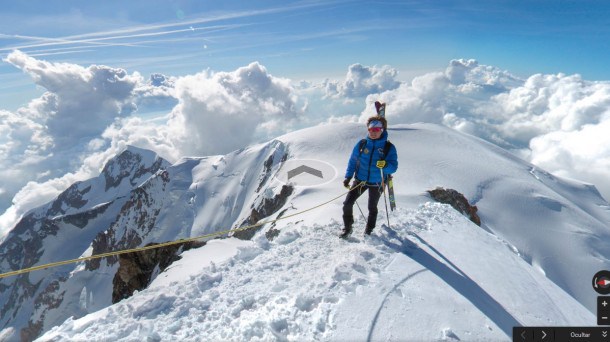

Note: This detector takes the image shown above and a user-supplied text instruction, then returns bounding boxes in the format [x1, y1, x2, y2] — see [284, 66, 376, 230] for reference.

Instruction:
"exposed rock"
[61, 201, 113, 229]
[21, 277, 67, 342]
[265, 227, 281, 241]
[112, 241, 205, 303]
[0, 216, 59, 331]
[256, 141, 288, 193]
[48, 183, 90, 216]
[427, 187, 481, 226]
[20, 320, 42, 342]
[87, 170, 171, 271]
[235, 185, 294, 240]
[102, 147, 167, 191]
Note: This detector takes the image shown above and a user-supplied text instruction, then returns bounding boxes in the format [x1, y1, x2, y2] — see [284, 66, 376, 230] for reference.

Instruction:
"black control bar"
[513, 327, 609, 342]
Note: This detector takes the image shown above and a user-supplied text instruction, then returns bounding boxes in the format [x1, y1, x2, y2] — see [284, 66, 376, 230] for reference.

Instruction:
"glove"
[376, 160, 386, 169]
[343, 178, 352, 188]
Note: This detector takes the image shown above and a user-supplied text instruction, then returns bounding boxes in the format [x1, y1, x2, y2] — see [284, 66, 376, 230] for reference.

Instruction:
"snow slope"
[3, 122, 609, 341]
[276, 122, 610, 312]
[39, 204, 594, 341]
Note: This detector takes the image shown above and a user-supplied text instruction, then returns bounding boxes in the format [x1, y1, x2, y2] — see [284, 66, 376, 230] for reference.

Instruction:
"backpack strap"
[354, 139, 367, 177]
[380, 141, 393, 161]
[358, 139, 367, 155]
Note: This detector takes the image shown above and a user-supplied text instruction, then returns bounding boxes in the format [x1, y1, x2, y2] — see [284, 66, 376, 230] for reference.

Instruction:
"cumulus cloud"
[0, 51, 159, 215]
[0, 109, 52, 222]
[105, 62, 302, 158]
[529, 121, 610, 199]
[0, 51, 169, 232]
[364, 58, 610, 201]
[325, 63, 400, 99]
[6, 50, 142, 148]
[360, 59, 522, 127]
[134, 73, 178, 113]
[3, 54, 610, 234]
[0, 56, 304, 232]
[167, 62, 302, 156]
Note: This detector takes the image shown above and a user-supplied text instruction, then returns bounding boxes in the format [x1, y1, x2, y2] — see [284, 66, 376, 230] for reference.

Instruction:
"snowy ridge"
[0, 147, 170, 341]
[39, 204, 593, 341]
[1, 122, 608, 341]
[0, 139, 293, 341]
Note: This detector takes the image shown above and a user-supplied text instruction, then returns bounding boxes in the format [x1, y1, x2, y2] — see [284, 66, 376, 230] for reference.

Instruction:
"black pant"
[342, 182, 383, 230]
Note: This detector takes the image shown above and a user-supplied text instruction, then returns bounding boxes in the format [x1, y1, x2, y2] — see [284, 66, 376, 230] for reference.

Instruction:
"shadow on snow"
[373, 226, 521, 338]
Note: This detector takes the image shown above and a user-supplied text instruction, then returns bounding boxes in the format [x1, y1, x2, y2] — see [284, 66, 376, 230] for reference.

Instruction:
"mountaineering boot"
[341, 215, 354, 238]
[340, 229, 352, 239]
[365, 215, 376, 235]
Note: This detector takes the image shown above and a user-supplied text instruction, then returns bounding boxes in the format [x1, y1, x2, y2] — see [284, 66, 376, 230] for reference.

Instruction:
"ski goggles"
[368, 120, 383, 130]
[368, 127, 383, 132]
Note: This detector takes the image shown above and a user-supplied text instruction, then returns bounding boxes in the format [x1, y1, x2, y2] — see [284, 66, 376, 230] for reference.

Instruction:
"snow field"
[39, 201, 594, 341]
[38, 205, 430, 341]
[6, 122, 603, 341]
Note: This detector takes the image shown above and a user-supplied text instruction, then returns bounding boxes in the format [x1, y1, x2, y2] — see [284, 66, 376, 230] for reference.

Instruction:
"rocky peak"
[427, 187, 481, 226]
[46, 183, 90, 217]
[0, 146, 171, 341]
[101, 146, 170, 191]
[38, 146, 169, 219]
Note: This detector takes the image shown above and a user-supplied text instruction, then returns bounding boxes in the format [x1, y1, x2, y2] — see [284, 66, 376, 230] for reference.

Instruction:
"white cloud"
[364, 58, 610, 201]
[530, 121, 610, 199]
[325, 63, 400, 99]
[5, 50, 142, 148]
[491, 73, 610, 144]
[0, 51, 150, 231]
[134, 73, 177, 112]
[100, 116, 181, 162]
[3, 55, 610, 234]
[167, 61, 302, 156]
[0, 58, 305, 232]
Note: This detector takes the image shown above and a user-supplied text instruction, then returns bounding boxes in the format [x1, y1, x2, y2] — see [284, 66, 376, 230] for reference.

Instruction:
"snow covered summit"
[1, 122, 608, 341]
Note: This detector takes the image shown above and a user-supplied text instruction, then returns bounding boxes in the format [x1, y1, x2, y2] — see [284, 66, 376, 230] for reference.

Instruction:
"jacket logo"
[363, 148, 369, 154]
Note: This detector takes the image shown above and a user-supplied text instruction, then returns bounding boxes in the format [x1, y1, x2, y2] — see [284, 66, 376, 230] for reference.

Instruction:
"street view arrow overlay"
[275, 159, 336, 187]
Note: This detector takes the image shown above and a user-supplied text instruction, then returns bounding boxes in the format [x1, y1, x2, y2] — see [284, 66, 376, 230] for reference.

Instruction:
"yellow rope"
[0, 182, 366, 279]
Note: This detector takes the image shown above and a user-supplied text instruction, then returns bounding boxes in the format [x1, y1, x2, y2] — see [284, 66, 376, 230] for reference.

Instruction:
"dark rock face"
[112, 241, 205, 303]
[233, 142, 292, 240]
[61, 202, 113, 229]
[87, 170, 171, 271]
[21, 277, 68, 342]
[234, 185, 294, 240]
[102, 148, 166, 191]
[256, 144, 288, 193]
[427, 187, 481, 226]
[48, 183, 90, 216]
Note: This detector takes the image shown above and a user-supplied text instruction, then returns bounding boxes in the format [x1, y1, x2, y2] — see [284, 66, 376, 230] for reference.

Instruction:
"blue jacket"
[345, 130, 398, 185]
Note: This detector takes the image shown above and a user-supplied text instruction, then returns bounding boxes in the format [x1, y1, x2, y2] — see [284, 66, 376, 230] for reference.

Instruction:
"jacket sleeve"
[384, 144, 398, 175]
[344, 142, 360, 179]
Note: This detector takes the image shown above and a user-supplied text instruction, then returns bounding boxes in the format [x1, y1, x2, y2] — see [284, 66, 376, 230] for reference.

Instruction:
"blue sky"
[1, 0, 610, 110]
